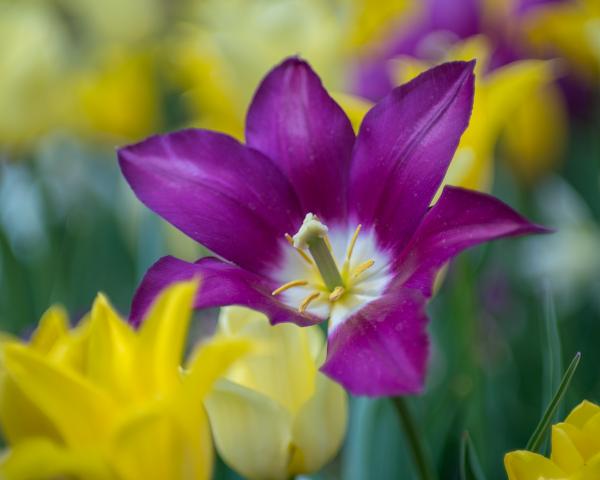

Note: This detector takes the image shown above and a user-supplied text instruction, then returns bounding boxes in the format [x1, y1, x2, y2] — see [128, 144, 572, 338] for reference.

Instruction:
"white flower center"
[271, 214, 394, 334]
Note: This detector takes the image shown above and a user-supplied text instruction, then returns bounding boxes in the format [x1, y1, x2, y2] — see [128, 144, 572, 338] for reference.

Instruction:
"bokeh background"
[0, 0, 598, 478]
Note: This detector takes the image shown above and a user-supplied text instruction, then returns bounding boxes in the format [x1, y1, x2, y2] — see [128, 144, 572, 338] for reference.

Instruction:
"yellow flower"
[205, 306, 348, 480]
[523, 0, 600, 84]
[390, 35, 561, 192]
[0, 281, 251, 480]
[171, 0, 409, 139]
[505, 400, 600, 480]
[0, 1, 70, 150]
[73, 48, 161, 142]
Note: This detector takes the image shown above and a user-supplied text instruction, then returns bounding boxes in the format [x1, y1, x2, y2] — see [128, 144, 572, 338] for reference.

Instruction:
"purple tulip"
[119, 57, 546, 396]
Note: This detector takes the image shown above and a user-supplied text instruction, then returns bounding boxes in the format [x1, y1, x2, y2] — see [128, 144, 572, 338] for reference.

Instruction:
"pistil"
[293, 213, 345, 292]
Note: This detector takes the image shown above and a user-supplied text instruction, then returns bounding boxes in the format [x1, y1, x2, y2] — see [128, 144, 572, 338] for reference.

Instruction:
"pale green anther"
[307, 236, 345, 291]
[292, 213, 344, 291]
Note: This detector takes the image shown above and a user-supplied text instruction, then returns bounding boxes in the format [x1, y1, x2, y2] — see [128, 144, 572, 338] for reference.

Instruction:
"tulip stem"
[392, 397, 437, 480]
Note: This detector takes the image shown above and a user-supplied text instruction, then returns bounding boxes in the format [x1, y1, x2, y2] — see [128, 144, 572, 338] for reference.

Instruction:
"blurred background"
[0, 0, 598, 478]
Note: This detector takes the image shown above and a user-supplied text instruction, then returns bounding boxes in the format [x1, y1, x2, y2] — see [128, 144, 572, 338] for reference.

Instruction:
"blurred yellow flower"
[0, 1, 70, 150]
[74, 48, 161, 142]
[0, 281, 251, 480]
[505, 400, 600, 480]
[205, 306, 348, 480]
[523, 0, 600, 83]
[171, 0, 409, 139]
[391, 35, 561, 192]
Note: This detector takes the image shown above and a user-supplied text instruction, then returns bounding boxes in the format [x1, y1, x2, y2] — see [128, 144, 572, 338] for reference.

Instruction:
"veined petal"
[504, 451, 566, 480]
[395, 186, 549, 297]
[118, 129, 302, 274]
[0, 438, 114, 480]
[245, 57, 355, 223]
[1, 343, 117, 447]
[349, 61, 475, 254]
[321, 289, 429, 396]
[205, 379, 293, 480]
[129, 256, 321, 328]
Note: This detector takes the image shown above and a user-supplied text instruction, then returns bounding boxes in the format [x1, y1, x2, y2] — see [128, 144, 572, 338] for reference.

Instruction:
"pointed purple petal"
[396, 186, 550, 296]
[130, 256, 320, 328]
[246, 57, 355, 223]
[119, 129, 303, 274]
[321, 289, 429, 397]
[349, 61, 475, 255]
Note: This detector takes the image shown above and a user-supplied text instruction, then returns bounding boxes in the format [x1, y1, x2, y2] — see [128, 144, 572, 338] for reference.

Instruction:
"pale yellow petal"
[137, 279, 199, 395]
[504, 450, 566, 480]
[0, 438, 114, 480]
[205, 379, 292, 480]
[2, 343, 116, 447]
[29, 305, 69, 354]
[217, 307, 317, 414]
[289, 373, 347, 475]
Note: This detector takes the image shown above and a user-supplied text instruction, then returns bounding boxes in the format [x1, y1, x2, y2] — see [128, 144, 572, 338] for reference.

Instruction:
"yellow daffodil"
[205, 306, 348, 480]
[505, 400, 600, 480]
[390, 35, 561, 192]
[0, 280, 251, 480]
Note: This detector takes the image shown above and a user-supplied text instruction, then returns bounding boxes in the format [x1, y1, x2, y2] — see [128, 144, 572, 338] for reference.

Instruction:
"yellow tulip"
[0, 281, 251, 480]
[505, 400, 600, 480]
[205, 306, 348, 480]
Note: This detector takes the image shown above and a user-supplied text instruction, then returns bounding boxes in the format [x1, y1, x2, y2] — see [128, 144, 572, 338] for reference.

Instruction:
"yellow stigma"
[299, 291, 321, 313]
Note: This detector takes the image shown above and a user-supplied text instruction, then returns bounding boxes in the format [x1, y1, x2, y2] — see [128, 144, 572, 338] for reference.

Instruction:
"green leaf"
[541, 289, 562, 417]
[526, 352, 582, 452]
[459, 432, 486, 480]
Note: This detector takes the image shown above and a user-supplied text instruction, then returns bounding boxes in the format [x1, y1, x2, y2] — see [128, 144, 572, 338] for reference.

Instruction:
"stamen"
[272, 280, 308, 296]
[285, 233, 314, 266]
[352, 259, 375, 278]
[345, 224, 362, 262]
[323, 234, 334, 253]
[328, 286, 345, 302]
[299, 291, 321, 313]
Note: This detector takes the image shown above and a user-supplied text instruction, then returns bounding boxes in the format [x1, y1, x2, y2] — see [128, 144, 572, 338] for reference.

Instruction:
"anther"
[352, 259, 375, 278]
[328, 286, 345, 302]
[272, 280, 308, 296]
[346, 224, 362, 262]
[299, 292, 321, 313]
[285, 233, 315, 266]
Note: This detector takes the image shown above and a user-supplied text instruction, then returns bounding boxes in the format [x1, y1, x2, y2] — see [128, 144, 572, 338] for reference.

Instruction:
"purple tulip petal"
[395, 186, 550, 296]
[130, 256, 321, 328]
[349, 61, 475, 254]
[246, 57, 355, 223]
[321, 288, 429, 396]
[119, 129, 303, 274]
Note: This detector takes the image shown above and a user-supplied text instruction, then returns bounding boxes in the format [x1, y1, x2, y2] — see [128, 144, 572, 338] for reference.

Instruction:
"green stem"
[392, 397, 437, 480]
[307, 237, 344, 291]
